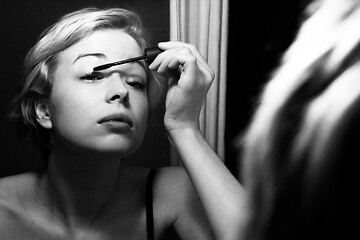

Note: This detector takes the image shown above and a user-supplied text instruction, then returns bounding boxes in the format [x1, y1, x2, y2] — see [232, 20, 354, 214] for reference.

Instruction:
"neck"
[37, 147, 123, 228]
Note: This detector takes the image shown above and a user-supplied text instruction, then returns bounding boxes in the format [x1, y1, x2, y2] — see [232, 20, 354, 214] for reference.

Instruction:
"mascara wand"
[93, 46, 163, 71]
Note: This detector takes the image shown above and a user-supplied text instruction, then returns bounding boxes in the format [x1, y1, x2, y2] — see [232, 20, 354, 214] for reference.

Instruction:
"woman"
[240, 0, 360, 239]
[1, 7, 243, 240]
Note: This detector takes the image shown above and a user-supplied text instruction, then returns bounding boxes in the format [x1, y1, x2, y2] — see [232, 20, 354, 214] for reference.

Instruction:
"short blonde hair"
[9, 7, 165, 159]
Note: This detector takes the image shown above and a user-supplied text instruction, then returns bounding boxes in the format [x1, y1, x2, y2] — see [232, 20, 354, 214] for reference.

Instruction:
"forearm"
[168, 127, 247, 240]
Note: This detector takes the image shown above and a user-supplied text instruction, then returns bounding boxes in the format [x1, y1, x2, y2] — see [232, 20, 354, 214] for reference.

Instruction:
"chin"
[95, 141, 141, 157]
[57, 134, 144, 158]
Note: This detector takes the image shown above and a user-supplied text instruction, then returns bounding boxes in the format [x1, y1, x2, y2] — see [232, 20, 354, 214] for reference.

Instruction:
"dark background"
[225, 0, 311, 178]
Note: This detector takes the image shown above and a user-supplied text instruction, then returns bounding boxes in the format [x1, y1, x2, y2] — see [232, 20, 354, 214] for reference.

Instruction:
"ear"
[35, 99, 53, 129]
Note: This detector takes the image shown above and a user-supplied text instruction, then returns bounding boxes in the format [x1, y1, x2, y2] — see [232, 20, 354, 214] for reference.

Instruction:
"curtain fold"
[169, 0, 229, 165]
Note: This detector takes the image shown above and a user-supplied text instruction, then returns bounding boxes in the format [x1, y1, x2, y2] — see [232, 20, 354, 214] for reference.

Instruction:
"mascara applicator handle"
[145, 47, 163, 64]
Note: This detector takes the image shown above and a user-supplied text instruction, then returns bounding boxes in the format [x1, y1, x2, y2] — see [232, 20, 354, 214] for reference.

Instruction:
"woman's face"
[48, 29, 149, 157]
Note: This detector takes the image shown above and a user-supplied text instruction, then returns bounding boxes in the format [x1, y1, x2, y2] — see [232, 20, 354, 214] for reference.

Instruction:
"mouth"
[98, 113, 133, 128]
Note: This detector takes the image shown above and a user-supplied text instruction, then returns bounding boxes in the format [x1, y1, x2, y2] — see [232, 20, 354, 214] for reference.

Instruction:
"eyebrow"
[94, 58, 148, 73]
[72, 53, 106, 64]
[73, 52, 148, 73]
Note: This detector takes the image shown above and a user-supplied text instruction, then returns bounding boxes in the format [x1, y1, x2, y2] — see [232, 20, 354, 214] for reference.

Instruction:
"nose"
[105, 74, 129, 104]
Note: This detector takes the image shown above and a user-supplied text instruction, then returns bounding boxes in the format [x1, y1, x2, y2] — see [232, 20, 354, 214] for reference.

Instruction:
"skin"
[0, 30, 213, 240]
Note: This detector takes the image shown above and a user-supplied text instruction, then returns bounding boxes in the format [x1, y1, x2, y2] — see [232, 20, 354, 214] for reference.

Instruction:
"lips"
[98, 113, 133, 127]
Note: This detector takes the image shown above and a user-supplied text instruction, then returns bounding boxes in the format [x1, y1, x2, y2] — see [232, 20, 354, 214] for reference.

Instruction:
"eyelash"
[79, 72, 103, 82]
[127, 78, 146, 90]
[79, 72, 146, 90]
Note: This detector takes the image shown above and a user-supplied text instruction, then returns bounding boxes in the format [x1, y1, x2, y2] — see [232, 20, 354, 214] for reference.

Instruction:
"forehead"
[59, 29, 143, 63]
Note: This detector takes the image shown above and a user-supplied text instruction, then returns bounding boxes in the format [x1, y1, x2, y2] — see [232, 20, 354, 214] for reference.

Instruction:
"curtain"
[169, 0, 229, 165]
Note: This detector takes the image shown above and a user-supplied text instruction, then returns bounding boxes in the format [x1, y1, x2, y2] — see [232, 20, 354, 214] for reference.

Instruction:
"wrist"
[167, 124, 201, 139]
[167, 125, 203, 148]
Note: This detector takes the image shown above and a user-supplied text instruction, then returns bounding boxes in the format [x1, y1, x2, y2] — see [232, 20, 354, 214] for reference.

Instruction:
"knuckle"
[179, 46, 192, 54]
[186, 43, 196, 51]
[209, 69, 215, 80]
[188, 55, 197, 63]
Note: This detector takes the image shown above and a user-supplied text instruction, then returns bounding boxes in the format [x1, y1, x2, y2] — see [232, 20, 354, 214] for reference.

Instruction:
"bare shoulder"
[152, 167, 214, 239]
[0, 171, 41, 233]
[0, 171, 40, 205]
[152, 167, 193, 202]
[0, 171, 39, 191]
[121, 166, 191, 197]
[152, 167, 198, 215]
[149, 167, 192, 233]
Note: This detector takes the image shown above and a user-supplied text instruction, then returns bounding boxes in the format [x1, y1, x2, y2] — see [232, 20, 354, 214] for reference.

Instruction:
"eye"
[79, 72, 104, 82]
[126, 76, 146, 90]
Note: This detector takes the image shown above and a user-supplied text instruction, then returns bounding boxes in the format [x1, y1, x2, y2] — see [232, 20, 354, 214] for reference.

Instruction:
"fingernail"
[148, 63, 154, 70]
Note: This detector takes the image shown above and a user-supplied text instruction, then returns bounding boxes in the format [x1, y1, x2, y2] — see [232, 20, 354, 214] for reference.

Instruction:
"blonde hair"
[9, 7, 165, 160]
[241, 0, 360, 239]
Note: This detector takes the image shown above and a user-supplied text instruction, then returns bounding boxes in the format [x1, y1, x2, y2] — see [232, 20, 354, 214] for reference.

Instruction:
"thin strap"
[146, 169, 156, 240]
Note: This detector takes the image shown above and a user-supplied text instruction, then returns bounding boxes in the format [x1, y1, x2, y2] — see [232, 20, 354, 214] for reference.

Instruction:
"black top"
[146, 169, 156, 240]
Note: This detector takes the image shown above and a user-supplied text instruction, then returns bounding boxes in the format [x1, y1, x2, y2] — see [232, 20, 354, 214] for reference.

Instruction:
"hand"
[149, 41, 215, 133]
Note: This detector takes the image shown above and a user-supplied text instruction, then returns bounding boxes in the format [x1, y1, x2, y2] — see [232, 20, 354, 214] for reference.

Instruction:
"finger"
[152, 45, 213, 84]
[148, 46, 180, 71]
[158, 42, 215, 79]
[159, 47, 195, 72]
[155, 49, 201, 88]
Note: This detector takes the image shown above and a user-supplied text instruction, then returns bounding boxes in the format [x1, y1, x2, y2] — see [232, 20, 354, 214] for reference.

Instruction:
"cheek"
[50, 88, 92, 121]
[126, 91, 149, 145]
[132, 93, 149, 134]
[48, 87, 98, 141]
[132, 91, 149, 121]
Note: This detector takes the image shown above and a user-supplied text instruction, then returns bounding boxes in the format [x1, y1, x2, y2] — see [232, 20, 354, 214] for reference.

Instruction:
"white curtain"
[169, 0, 229, 165]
